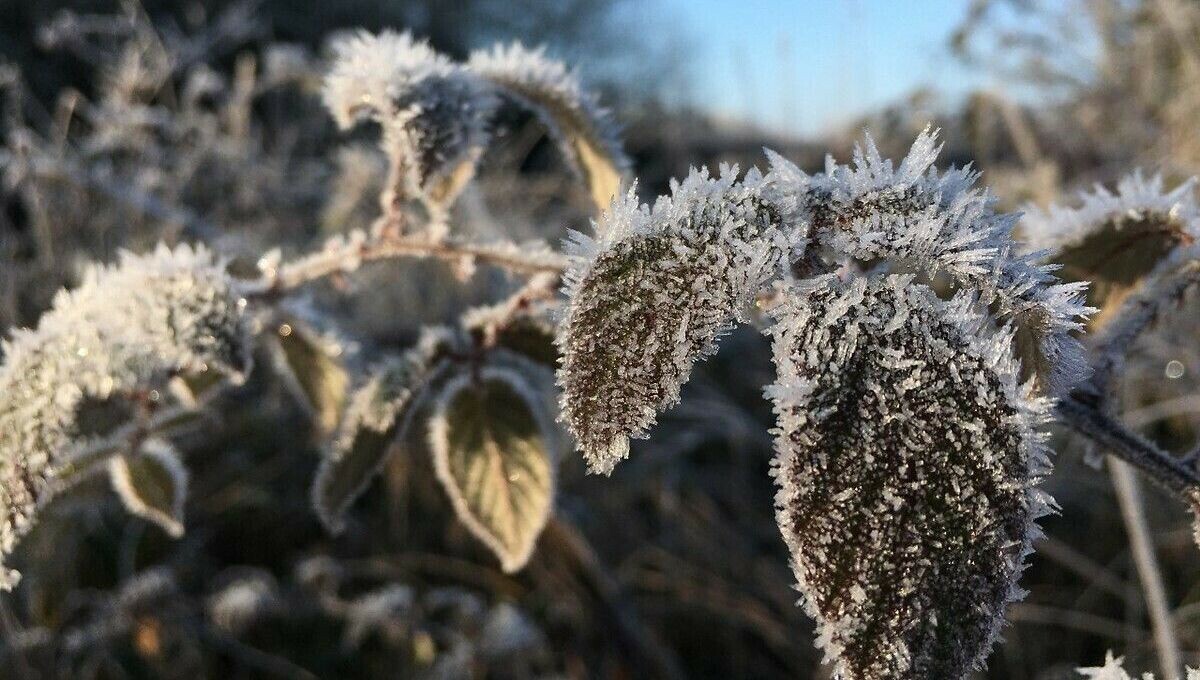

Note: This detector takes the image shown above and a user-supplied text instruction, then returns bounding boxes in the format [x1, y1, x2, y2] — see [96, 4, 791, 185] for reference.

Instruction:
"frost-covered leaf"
[0, 243, 250, 590]
[323, 30, 496, 207]
[765, 128, 1093, 396]
[271, 318, 351, 437]
[312, 335, 442, 533]
[557, 167, 800, 473]
[468, 43, 630, 212]
[766, 274, 1052, 680]
[462, 298, 559, 367]
[428, 367, 556, 573]
[108, 439, 189, 538]
[1022, 172, 1200, 315]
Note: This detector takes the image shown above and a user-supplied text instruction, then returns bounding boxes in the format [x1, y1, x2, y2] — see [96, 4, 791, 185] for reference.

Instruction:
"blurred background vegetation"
[2, 0, 1200, 678]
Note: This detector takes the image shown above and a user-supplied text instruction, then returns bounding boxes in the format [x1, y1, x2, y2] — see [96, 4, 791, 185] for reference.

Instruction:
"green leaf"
[108, 439, 189, 538]
[428, 367, 555, 573]
[271, 318, 351, 436]
[312, 350, 437, 533]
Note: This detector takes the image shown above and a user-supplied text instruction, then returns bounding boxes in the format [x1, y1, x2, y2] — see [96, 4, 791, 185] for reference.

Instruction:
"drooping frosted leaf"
[1022, 172, 1200, 316]
[323, 30, 496, 205]
[0, 243, 250, 590]
[766, 274, 1052, 680]
[462, 295, 559, 367]
[468, 42, 630, 212]
[312, 332, 444, 533]
[270, 317, 351, 437]
[107, 439, 189, 538]
[428, 367, 556, 573]
[558, 167, 801, 474]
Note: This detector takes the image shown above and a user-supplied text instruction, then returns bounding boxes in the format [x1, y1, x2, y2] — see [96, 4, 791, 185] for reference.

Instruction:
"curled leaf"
[0, 244, 250, 590]
[428, 367, 556, 573]
[766, 274, 1052, 680]
[270, 317, 351, 436]
[108, 439, 189, 538]
[468, 43, 630, 212]
[557, 168, 799, 474]
[312, 334, 443, 533]
[1022, 171, 1200, 317]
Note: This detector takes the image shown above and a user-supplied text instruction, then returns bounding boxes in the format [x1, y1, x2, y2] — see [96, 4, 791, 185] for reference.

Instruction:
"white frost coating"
[1022, 171, 1200, 256]
[0, 243, 250, 590]
[1077, 651, 1200, 679]
[766, 273, 1053, 680]
[467, 41, 631, 176]
[107, 438, 189, 538]
[323, 30, 497, 192]
[557, 166, 804, 474]
[766, 127, 1093, 395]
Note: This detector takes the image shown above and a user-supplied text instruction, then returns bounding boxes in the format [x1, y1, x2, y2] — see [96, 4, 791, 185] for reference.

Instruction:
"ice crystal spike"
[0, 243, 250, 590]
[765, 127, 1093, 395]
[766, 273, 1052, 680]
[1077, 651, 1200, 679]
[323, 30, 496, 196]
[557, 167, 802, 474]
[468, 42, 630, 211]
[1021, 171, 1200, 313]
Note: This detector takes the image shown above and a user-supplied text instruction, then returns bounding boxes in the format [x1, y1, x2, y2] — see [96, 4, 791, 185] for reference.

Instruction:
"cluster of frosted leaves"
[323, 30, 628, 212]
[467, 42, 631, 210]
[1078, 652, 1200, 680]
[0, 244, 251, 590]
[765, 128, 1093, 396]
[323, 30, 496, 198]
[765, 273, 1053, 680]
[557, 166, 803, 474]
[311, 327, 449, 533]
[1021, 171, 1200, 311]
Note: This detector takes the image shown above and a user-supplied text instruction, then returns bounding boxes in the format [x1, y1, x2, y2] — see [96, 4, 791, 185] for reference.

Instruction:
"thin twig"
[251, 218, 568, 298]
[1056, 394, 1200, 498]
[1108, 457, 1183, 679]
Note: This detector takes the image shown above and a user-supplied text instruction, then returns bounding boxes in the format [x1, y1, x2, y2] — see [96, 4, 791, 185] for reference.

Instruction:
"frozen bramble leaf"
[766, 273, 1052, 680]
[557, 167, 802, 474]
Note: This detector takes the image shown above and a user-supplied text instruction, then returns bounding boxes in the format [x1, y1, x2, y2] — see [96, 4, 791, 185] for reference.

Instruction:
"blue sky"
[649, 0, 984, 138]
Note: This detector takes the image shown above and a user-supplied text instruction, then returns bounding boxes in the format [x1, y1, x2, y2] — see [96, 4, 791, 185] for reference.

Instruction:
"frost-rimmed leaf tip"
[1077, 651, 1200, 679]
[467, 42, 631, 210]
[0, 243, 251, 590]
[1021, 170, 1200, 313]
[557, 166, 802, 474]
[766, 273, 1053, 680]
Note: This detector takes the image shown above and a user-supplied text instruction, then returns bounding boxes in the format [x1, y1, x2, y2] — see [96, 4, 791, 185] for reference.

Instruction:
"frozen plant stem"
[1108, 456, 1182, 679]
[254, 216, 568, 298]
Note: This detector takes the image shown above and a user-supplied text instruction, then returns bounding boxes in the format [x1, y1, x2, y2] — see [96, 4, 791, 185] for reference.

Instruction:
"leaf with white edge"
[468, 42, 630, 212]
[271, 318, 351, 437]
[557, 167, 800, 474]
[312, 339, 441, 533]
[108, 439, 189, 538]
[766, 273, 1053, 680]
[429, 367, 555, 573]
[1022, 172, 1200, 318]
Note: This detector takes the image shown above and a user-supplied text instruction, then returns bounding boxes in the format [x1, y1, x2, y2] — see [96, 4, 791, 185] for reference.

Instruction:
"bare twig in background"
[1108, 457, 1183, 679]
